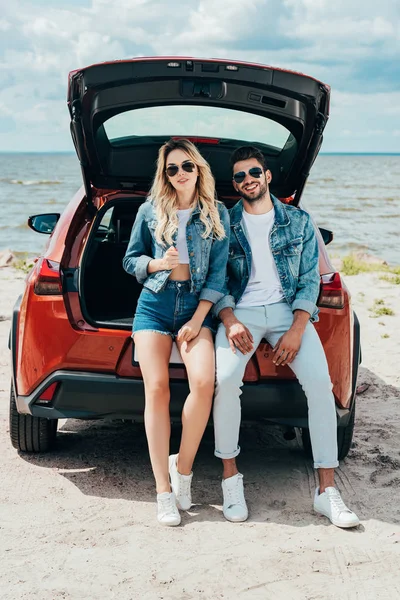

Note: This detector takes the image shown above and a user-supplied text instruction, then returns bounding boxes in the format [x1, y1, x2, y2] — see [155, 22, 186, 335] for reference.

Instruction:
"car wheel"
[301, 399, 356, 462]
[9, 384, 58, 453]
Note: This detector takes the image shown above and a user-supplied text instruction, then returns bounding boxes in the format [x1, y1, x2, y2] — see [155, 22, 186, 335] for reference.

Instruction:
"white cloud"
[75, 33, 125, 66]
[22, 16, 69, 39]
[0, 0, 399, 152]
[322, 90, 400, 151]
[0, 19, 11, 31]
[159, 0, 264, 49]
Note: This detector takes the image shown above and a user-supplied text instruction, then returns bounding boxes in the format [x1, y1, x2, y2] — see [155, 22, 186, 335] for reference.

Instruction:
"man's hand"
[272, 328, 303, 366]
[273, 309, 310, 366]
[224, 315, 254, 354]
[161, 246, 180, 270]
[177, 318, 202, 343]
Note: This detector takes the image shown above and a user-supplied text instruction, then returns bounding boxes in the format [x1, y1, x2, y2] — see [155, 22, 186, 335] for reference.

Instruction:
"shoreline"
[2, 247, 400, 274]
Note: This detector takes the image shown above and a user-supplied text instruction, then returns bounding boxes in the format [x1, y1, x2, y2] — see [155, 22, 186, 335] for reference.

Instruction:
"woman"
[123, 138, 229, 526]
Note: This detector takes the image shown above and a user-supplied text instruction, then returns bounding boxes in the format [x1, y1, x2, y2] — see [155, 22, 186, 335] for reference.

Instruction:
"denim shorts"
[132, 280, 217, 338]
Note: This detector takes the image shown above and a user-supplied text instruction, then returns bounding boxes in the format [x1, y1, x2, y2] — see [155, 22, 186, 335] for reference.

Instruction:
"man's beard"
[240, 179, 268, 203]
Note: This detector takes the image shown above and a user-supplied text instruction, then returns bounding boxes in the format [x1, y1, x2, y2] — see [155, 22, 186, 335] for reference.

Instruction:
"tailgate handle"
[194, 83, 211, 98]
[181, 80, 226, 100]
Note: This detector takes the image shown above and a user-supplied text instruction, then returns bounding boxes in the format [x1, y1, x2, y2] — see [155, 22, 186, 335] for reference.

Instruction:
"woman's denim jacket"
[214, 195, 321, 322]
[123, 200, 230, 305]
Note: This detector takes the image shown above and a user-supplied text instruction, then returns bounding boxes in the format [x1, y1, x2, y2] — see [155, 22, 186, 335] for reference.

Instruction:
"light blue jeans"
[213, 302, 339, 469]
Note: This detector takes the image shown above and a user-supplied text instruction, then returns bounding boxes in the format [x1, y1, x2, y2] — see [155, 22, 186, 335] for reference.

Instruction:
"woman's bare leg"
[134, 332, 173, 493]
[176, 327, 215, 475]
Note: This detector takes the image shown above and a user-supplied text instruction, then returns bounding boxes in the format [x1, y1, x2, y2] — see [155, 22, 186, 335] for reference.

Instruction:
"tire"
[301, 399, 356, 461]
[9, 385, 58, 453]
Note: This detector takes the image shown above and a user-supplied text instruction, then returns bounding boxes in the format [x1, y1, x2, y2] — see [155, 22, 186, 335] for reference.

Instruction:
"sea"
[0, 153, 399, 265]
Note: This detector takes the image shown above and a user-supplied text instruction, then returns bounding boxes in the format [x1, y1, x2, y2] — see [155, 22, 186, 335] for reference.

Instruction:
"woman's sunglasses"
[166, 161, 196, 178]
[233, 167, 263, 184]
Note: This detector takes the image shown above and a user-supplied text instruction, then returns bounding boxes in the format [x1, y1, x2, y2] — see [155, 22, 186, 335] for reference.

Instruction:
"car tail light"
[38, 382, 58, 403]
[318, 272, 345, 309]
[34, 258, 62, 295]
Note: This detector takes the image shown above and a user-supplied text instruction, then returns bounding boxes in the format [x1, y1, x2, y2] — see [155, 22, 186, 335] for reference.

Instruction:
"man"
[213, 146, 359, 529]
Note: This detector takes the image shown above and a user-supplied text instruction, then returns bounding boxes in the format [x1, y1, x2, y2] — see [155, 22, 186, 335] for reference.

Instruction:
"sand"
[0, 265, 399, 600]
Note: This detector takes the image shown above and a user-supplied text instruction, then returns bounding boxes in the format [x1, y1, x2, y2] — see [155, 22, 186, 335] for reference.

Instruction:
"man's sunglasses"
[233, 167, 263, 184]
[166, 161, 196, 178]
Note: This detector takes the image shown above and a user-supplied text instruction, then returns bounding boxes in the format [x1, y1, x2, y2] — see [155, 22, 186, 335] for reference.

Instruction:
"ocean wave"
[334, 242, 370, 250]
[333, 207, 361, 212]
[316, 177, 336, 183]
[0, 223, 30, 230]
[0, 178, 62, 186]
[44, 198, 63, 205]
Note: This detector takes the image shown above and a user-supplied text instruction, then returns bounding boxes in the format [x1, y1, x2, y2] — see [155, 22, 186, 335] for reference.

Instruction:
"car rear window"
[103, 105, 291, 152]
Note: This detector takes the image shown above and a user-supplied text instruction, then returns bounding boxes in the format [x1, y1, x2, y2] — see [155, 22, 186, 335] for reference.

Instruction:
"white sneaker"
[222, 473, 248, 523]
[157, 492, 181, 526]
[314, 487, 360, 528]
[169, 454, 193, 511]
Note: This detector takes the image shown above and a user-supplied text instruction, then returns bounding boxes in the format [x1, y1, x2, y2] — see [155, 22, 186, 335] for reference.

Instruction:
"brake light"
[38, 382, 58, 403]
[318, 272, 345, 309]
[279, 196, 295, 205]
[34, 258, 62, 295]
[172, 136, 220, 144]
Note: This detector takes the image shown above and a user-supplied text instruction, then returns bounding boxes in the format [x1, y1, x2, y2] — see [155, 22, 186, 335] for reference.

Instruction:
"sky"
[0, 0, 399, 153]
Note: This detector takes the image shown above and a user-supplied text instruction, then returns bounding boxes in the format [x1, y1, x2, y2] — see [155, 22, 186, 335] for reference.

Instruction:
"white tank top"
[176, 208, 192, 264]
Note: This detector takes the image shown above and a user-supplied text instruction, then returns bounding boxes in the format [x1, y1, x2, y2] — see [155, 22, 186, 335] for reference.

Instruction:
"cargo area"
[80, 198, 143, 328]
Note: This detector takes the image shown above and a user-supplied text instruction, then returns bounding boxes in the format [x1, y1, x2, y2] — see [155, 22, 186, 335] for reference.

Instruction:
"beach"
[0, 262, 399, 599]
[1, 0, 399, 595]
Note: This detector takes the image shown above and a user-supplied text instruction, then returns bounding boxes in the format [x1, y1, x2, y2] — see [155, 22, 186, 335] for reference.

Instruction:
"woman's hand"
[177, 318, 202, 343]
[161, 246, 180, 270]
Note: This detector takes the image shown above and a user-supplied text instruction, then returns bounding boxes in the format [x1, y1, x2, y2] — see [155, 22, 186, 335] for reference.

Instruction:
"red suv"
[9, 57, 360, 459]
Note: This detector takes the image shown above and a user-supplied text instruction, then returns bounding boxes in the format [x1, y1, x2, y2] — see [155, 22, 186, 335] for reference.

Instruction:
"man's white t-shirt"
[236, 207, 285, 308]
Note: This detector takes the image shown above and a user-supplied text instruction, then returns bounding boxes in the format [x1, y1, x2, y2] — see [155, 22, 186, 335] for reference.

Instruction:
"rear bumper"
[15, 370, 353, 428]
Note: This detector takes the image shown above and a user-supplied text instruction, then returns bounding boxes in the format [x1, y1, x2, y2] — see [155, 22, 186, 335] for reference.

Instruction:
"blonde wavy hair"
[148, 138, 226, 246]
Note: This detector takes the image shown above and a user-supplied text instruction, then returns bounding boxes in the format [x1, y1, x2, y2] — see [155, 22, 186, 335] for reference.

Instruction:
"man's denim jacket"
[214, 195, 320, 321]
[123, 200, 230, 304]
